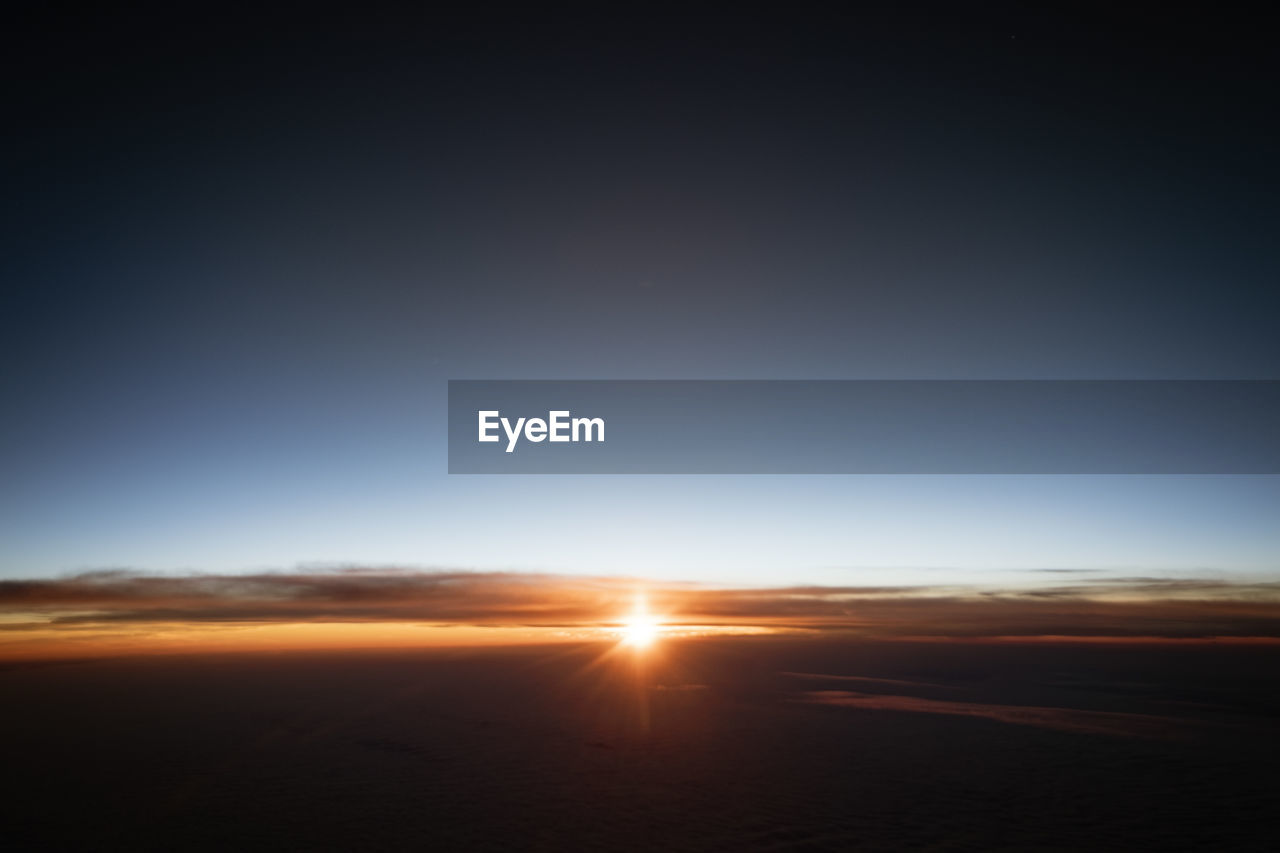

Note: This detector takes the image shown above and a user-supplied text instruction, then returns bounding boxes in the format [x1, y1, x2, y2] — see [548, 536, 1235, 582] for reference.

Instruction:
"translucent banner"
[447, 380, 1280, 474]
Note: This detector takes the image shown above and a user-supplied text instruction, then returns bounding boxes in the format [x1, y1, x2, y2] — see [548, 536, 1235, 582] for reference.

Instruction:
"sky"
[3, 8, 1278, 592]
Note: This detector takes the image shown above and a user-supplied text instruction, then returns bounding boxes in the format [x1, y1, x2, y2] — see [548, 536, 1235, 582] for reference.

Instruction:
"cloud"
[0, 569, 622, 625]
[3, 569, 1280, 646]
[800, 690, 1189, 738]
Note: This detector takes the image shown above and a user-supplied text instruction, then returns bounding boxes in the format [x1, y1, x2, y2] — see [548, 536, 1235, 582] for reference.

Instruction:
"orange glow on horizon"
[0, 621, 587, 661]
[7, 569, 1280, 662]
[3, 619, 1277, 662]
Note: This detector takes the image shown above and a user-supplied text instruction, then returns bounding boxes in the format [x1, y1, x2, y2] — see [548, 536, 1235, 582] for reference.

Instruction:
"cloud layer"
[3, 569, 1280, 650]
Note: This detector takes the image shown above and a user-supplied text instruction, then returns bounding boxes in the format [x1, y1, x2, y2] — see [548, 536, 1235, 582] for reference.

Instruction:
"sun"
[619, 596, 661, 648]
[620, 614, 659, 648]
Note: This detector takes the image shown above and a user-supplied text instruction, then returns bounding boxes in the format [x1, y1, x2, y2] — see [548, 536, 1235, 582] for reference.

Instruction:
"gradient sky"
[4, 8, 1278, 587]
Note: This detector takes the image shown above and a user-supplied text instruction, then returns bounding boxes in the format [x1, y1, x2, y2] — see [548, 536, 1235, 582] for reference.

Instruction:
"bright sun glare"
[619, 596, 661, 648]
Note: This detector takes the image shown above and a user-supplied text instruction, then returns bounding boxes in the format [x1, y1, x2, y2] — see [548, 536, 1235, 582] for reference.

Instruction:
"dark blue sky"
[3, 7, 1278, 583]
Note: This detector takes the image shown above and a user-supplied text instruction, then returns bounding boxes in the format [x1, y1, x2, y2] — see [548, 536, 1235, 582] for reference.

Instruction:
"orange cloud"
[3, 568, 1280, 659]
